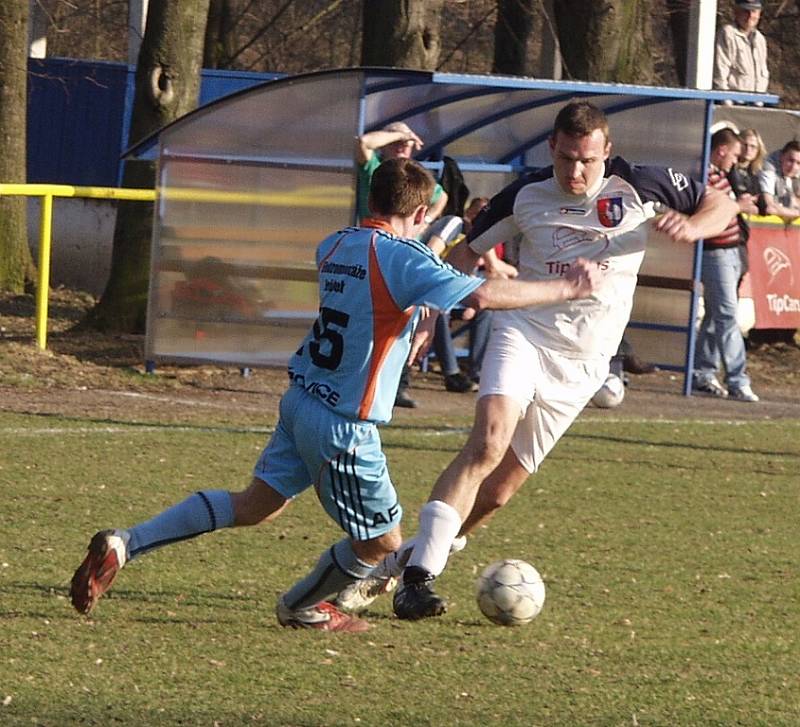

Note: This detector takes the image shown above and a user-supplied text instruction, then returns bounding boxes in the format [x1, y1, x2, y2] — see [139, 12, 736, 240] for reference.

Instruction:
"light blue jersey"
[288, 220, 483, 423]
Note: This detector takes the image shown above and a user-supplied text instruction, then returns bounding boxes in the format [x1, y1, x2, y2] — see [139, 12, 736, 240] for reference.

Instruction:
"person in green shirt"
[355, 122, 448, 225]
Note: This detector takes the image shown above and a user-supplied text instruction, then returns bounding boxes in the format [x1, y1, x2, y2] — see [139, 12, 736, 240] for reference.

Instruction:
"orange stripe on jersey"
[361, 218, 397, 234]
[357, 232, 415, 420]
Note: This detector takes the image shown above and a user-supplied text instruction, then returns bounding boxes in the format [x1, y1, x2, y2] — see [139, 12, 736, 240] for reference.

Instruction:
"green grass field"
[1, 409, 799, 726]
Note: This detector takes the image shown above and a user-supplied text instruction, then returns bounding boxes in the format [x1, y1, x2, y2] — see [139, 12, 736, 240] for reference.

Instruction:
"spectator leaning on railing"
[758, 141, 800, 224]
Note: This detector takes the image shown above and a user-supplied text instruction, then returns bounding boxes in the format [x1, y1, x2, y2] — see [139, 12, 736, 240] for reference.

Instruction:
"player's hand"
[484, 259, 519, 279]
[738, 193, 760, 216]
[408, 312, 438, 364]
[407, 130, 424, 151]
[564, 257, 602, 299]
[651, 208, 697, 244]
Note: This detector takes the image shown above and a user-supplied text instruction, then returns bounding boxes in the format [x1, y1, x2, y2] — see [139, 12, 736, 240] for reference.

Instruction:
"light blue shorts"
[253, 386, 402, 540]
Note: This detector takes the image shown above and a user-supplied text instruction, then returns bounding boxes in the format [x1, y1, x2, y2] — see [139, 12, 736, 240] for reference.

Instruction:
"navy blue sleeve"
[467, 166, 553, 243]
[608, 157, 705, 215]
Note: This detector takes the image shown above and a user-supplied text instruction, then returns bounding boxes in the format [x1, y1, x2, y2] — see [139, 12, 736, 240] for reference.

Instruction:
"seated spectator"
[713, 1, 769, 100]
[758, 141, 800, 224]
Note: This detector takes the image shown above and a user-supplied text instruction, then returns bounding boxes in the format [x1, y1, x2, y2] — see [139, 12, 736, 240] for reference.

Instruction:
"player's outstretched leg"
[70, 529, 129, 614]
[70, 482, 280, 615]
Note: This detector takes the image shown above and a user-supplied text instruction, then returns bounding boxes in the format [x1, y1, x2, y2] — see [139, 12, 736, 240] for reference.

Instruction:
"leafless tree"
[361, 0, 445, 68]
[86, 0, 210, 332]
[0, 2, 35, 293]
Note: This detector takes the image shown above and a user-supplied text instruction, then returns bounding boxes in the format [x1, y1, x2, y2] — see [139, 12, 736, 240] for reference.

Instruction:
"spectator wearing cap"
[714, 1, 769, 97]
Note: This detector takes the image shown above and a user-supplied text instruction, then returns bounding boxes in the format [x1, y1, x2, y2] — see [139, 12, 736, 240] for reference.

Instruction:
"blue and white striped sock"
[126, 490, 234, 560]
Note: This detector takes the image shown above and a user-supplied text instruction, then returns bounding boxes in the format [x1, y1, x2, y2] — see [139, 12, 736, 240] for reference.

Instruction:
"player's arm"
[653, 186, 739, 244]
[463, 258, 601, 312]
[355, 128, 423, 165]
[761, 192, 800, 223]
[481, 247, 518, 279]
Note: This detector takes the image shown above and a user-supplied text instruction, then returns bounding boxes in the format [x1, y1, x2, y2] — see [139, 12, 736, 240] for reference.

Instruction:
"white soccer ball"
[591, 372, 625, 409]
[475, 559, 545, 626]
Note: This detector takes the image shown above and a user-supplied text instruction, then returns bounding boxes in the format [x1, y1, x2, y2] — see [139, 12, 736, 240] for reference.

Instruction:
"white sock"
[406, 500, 462, 577]
[380, 533, 468, 578]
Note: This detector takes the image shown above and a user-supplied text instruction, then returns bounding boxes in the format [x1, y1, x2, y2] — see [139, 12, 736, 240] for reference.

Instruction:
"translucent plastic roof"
[132, 67, 778, 172]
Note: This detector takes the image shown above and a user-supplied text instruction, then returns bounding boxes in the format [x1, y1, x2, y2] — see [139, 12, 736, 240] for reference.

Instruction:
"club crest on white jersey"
[597, 196, 624, 227]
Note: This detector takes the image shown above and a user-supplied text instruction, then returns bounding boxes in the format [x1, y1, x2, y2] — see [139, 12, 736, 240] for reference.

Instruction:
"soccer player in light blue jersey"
[70, 158, 600, 631]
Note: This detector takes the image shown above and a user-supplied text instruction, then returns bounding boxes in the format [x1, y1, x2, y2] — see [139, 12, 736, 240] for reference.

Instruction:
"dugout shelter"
[135, 68, 777, 394]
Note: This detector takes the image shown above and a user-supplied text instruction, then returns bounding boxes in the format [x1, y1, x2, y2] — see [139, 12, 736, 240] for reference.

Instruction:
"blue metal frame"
[682, 99, 717, 396]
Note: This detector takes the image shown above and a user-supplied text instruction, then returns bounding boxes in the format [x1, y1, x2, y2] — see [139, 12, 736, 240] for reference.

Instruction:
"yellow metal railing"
[0, 184, 156, 350]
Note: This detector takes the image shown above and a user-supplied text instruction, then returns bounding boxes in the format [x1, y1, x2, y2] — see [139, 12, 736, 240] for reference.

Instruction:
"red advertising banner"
[744, 219, 800, 329]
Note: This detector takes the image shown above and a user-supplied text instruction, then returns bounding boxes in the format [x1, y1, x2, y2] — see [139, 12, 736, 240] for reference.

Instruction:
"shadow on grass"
[567, 430, 800, 460]
[2, 409, 272, 435]
[0, 294, 89, 322]
[1, 582, 265, 618]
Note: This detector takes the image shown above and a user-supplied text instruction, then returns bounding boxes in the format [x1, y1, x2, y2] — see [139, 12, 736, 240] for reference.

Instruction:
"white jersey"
[468, 157, 705, 359]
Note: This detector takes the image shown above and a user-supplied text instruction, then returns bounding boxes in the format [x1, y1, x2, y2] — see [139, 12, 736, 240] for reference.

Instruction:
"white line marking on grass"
[0, 425, 274, 436]
[2, 417, 798, 439]
[97, 390, 265, 411]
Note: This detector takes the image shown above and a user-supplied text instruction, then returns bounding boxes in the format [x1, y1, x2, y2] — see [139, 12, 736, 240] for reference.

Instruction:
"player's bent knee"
[466, 437, 510, 472]
[351, 526, 402, 564]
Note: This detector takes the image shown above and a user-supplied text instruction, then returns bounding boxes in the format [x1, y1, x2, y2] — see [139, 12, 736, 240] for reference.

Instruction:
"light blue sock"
[283, 538, 375, 611]
[126, 490, 234, 560]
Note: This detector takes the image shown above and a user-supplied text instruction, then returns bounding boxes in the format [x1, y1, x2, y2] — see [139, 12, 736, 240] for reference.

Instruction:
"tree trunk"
[361, 0, 444, 69]
[0, 2, 35, 293]
[203, 0, 236, 69]
[492, 0, 536, 76]
[86, 0, 209, 333]
[554, 0, 654, 84]
[664, 0, 689, 87]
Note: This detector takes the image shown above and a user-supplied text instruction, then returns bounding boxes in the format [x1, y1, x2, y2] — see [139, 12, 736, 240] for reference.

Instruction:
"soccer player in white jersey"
[391, 100, 739, 620]
[69, 158, 601, 632]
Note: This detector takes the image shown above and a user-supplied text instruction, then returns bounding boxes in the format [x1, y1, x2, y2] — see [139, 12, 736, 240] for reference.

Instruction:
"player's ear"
[604, 140, 612, 160]
[413, 205, 427, 226]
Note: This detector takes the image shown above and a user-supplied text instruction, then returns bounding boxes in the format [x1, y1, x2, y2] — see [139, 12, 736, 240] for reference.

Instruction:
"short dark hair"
[781, 140, 800, 156]
[553, 101, 610, 142]
[711, 127, 742, 151]
[368, 158, 434, 217]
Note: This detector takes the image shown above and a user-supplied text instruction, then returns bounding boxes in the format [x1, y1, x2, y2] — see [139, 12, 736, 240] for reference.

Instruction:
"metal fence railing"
[0, 184, 156, 350]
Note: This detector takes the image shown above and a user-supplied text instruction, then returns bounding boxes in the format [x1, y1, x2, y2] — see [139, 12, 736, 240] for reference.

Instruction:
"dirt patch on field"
[2, 287, 800, 427]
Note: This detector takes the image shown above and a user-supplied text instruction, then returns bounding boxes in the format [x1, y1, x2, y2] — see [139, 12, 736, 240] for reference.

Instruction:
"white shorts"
[478, 326, 609, 473]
